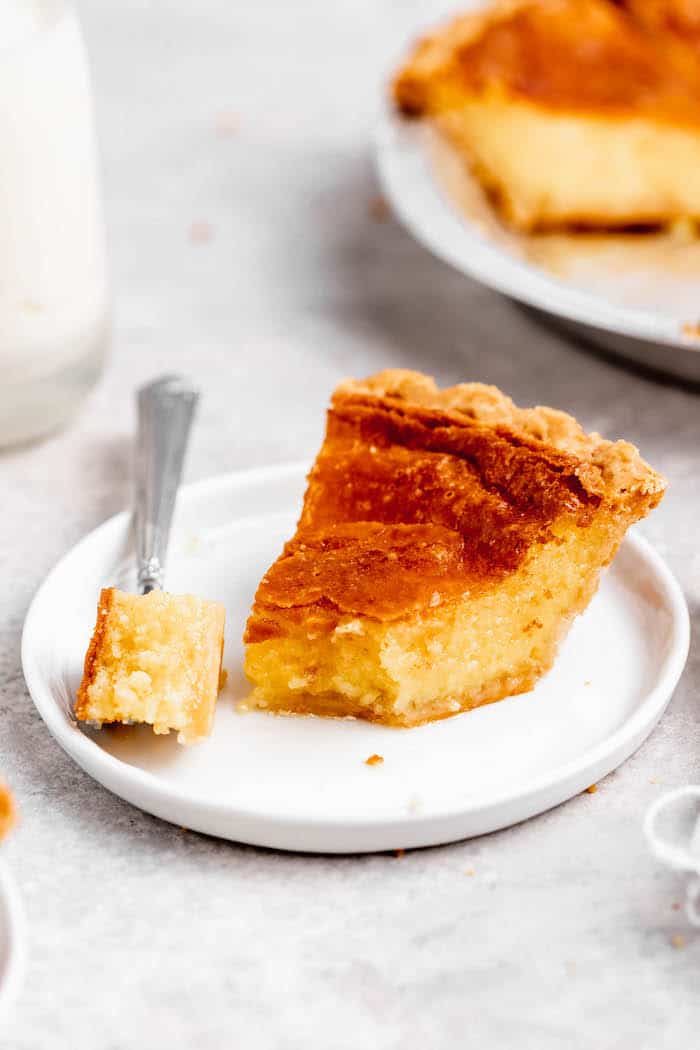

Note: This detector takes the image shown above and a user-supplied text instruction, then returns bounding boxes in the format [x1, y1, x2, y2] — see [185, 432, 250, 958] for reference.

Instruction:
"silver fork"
[135, 375, 199, 595]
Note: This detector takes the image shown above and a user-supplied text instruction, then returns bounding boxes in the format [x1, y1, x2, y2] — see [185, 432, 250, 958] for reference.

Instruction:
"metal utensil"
[135, 375, 199, 595]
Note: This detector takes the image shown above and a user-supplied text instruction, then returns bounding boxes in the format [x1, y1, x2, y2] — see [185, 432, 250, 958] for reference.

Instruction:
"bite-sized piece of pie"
[0, 780, 15, 840]
[76, 588, 226, 744]
[393, 0, 700, 231]
[244, 370, 665, 728]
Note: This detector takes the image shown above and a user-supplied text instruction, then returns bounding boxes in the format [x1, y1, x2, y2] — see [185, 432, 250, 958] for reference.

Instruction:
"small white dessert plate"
[22, 464, 689, 854]
[0, 860, 25, 1021]
[375, 102, 700, 380]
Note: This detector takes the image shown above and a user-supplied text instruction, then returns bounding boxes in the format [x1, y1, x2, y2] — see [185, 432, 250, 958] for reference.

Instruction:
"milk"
[0, 1, 108, 445]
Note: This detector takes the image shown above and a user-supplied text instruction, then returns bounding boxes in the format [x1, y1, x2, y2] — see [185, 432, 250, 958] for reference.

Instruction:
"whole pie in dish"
[393, 0, 700, 231]
[244, 370, 665, 727]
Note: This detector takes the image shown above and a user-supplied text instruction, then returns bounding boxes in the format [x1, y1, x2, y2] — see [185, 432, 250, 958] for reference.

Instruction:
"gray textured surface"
[2, 2, 700, 1047]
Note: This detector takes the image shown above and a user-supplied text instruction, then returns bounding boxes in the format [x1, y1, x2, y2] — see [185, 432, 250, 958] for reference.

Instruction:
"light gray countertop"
[2, 2, 700, 1047]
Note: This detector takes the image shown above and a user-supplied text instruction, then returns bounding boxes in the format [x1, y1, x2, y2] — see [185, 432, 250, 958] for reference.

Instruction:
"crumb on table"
[464, 867, 475, 876]
[214, 110, 239, 136]
[189, 220, 214, 243]
[0, 782, 16, 839]
[369, 195, 391, 222]
[585, 784, 598, 794]
[365, 753, 384, 766]
[681, 321, 700, 341]
[394, 848, 405, 858]
[671, 933, 686, 949]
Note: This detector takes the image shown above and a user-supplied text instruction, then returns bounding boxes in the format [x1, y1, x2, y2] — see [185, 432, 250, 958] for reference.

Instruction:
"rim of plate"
[22, 465, 690, 835]
[375, 106, 697, 354]
[0, 859, 26, 1022]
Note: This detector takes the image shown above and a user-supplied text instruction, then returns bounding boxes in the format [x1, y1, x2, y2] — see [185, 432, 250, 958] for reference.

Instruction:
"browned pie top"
[245, 370, 664, 640]
[616, 0, 700, 50]
[393, 0, 700, 126]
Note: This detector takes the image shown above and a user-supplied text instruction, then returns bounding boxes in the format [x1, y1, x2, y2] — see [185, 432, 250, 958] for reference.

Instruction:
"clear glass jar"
[0, 1, 109, 447]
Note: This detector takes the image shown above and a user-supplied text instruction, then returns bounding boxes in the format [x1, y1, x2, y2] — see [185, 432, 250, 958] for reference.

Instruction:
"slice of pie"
[244, 370, 664, 727]
[393, 0, 700, 231]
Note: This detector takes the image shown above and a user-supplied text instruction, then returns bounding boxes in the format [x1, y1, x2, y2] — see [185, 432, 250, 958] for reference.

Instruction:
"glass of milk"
[0, 1, 109, 447]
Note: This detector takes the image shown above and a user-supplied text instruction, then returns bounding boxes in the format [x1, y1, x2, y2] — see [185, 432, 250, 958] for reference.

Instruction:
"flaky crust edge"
[75, 587, 115, 721]
[334, 369, 665, 509]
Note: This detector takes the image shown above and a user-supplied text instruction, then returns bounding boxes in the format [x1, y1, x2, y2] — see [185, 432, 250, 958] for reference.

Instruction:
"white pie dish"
[375, 103, 700, 382]
[22, 463, 689, 853]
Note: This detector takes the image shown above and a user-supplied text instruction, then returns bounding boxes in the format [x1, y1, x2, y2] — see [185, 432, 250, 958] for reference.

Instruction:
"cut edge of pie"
[392, 0, 700, 231]
[243, 369, 665, 728]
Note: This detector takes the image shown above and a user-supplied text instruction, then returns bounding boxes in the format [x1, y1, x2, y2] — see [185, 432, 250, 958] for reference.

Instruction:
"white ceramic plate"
[375, 105, 700, 379]
[22, 464, 689, 853]
[0, 861, 25, 1022]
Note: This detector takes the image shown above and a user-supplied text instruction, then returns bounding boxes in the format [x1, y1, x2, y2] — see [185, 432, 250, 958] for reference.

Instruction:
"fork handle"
[135, 375, 199, 594]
